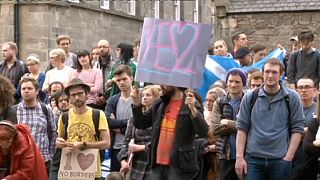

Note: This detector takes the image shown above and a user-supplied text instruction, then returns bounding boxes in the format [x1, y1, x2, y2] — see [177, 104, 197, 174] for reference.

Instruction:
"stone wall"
[0, 4, 15, 44]
[214, 0, 320, 52]
[1, 1, 144, 70]
[0, 0, 213, 70]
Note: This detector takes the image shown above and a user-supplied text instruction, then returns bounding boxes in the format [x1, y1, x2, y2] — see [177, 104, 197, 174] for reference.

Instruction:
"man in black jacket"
[105, 65, 133, 171]
[131, 85, 208, 180]
[0, 42, 28, 103]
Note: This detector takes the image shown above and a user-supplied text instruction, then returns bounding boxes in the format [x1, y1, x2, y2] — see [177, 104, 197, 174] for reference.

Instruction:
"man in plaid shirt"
[16, 77, 57, 175]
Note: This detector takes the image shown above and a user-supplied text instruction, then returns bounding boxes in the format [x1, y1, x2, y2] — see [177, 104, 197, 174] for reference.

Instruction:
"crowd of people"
[0, 30, 319, 180]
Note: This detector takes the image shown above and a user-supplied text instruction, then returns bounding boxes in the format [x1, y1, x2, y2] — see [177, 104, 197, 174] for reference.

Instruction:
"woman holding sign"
[118, 85, 160, 180]
[0, 121, 48, 180]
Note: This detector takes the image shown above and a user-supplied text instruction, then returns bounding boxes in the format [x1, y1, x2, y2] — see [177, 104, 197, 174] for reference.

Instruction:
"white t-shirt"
[43, 66, 75, 91]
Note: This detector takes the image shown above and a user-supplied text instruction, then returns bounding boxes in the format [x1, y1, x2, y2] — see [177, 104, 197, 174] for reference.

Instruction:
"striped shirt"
[16, 102, 57, 162]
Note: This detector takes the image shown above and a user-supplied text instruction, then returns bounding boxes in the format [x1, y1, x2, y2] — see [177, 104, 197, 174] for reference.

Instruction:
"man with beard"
[55, 78, 110, 179]
[211, 68, 247, 180]
[96, 39, 114, 109]
[235, 58, 305, 180]
[16, 77, 56, 175]
[131, 82, 208, 179]
[0, 42, 28, 102]
[105, 65, 134, 171]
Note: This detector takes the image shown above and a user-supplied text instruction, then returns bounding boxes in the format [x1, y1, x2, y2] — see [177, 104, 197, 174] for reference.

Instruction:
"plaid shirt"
[16, 102, 57, 162]
[117, 117, 152, 180]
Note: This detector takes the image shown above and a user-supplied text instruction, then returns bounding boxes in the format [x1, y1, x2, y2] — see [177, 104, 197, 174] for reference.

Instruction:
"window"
[174, 0, 180, 21]
[127, 0, 136, 15]
[68, 0, 79, 3]
[193, 0, 199, 23]
[153, 0, 160, 19]
[101, 0, 110, 10]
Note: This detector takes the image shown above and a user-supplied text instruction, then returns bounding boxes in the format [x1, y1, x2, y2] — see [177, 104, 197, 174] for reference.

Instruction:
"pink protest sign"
[136, 18, 212, 88]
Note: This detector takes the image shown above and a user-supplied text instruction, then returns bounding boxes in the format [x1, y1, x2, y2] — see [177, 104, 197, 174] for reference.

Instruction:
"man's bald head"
[98, 40, 110, 57]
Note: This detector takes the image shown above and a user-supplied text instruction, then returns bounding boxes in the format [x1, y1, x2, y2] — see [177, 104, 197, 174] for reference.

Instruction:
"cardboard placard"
[136, 18, 212, 88]
[58, 148, 99, 180]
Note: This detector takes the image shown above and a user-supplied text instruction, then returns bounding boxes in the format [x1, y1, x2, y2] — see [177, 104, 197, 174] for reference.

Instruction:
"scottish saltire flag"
[242, 48, 286, 72]
[197, 55, 239, 100]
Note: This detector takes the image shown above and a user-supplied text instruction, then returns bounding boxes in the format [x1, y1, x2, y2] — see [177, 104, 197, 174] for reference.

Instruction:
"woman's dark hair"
[52, 90, 68, 108]
[76, 49, 92, 72]
[117, 43, 134, 64]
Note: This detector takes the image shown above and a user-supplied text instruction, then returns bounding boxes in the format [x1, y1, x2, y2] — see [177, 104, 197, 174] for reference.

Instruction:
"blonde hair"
[142, 85, 161, 111]
[49, 48, 66, 63]
[207, 87, 226, 99]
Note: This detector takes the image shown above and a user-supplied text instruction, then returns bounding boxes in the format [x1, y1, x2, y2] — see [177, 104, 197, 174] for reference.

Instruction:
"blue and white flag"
[197, 55, 239, 100]
[242, 48, 286, 72]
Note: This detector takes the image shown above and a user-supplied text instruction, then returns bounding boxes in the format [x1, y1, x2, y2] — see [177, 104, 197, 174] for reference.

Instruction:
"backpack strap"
[61, 111, 69, 139]
[217, 97, 225, 119]
[249, 88, 260, 116]
[92, 109, 101, 141]
[39, 103, 52, 143]
[284, 95, 291, 133]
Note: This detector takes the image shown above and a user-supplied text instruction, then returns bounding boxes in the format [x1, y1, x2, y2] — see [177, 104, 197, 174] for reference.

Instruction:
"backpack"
[61, 108, 105, 163]
[249, 87, 291, 130]
[14, 103, 53, 143]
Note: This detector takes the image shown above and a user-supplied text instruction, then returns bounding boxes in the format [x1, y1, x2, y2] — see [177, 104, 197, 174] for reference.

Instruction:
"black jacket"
[132, 94, 208, 177]
[105, 93, 129, 148]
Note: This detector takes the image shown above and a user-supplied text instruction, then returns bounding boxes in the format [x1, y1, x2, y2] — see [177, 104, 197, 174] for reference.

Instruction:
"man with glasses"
[95, 40, 114, 110]
[292, 78, 317, 179]
[54, 78, 110, 179]
[287, 31, 320, 89]
[236, 58, 305, 180]
[56, 35, 77, 69]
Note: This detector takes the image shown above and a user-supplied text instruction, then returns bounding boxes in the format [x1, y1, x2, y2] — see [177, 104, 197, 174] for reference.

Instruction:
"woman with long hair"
[71, 49, 103, 108]
[106, 43, 137, 96]
[118, 85, 160, 180]
[0, 75, 17, 124]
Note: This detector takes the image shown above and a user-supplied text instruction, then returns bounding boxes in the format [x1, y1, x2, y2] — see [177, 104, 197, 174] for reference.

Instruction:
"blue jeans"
[245, 155, 292, 180]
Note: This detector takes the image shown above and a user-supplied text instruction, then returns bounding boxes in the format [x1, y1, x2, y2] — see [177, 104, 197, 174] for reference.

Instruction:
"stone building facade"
[213, 0, 320, 51]
[0, 0, 212, 69]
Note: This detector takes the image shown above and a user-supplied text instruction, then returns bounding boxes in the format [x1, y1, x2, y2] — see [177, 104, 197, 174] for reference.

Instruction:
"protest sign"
[136, 18, 212, 88]
[58, 148, 99, 180]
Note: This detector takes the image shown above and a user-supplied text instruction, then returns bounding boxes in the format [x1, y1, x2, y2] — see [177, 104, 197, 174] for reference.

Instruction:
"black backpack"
[61, 108, 105, 163]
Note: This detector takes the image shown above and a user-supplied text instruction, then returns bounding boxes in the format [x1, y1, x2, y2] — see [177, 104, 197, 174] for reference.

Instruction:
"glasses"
[27, 63, 37, 67]
[70, 91, 85, 98]
[297, 85, 313, 90]
[98, 46, 109, 49]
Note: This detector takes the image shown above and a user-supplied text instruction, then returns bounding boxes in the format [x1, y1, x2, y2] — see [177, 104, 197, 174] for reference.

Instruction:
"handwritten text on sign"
[58, 148, 99, 180]
[135, 18, 212, 88]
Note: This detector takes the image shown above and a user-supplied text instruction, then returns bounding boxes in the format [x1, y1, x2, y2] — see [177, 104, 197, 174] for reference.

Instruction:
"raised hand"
[130, 86, 141, 105]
